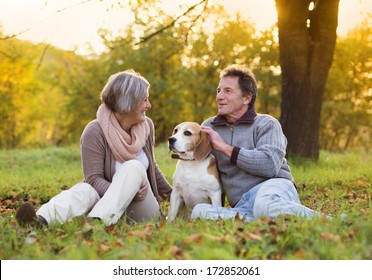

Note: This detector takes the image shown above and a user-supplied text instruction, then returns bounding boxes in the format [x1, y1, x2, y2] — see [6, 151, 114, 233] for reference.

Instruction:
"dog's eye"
[174, 129, 178, 134]
[184, 131, 192, 136]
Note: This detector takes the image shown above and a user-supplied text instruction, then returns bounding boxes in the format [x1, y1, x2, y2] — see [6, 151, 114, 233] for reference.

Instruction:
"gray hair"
[220, 65, 257, 109]
[100, 69, 150, 114]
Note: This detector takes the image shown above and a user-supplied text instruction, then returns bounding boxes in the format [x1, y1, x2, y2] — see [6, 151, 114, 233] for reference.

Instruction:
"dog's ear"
[194, 130, 212, 160]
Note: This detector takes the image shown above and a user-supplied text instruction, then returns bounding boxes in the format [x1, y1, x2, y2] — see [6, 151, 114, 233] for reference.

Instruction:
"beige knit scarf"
[97, 104, 150, 163]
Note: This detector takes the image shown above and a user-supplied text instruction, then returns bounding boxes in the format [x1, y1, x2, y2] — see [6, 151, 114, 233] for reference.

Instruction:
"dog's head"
[168, 122, 211, 161]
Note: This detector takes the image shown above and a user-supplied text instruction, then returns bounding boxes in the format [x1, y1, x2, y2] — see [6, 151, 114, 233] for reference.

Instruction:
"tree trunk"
[275, 0, 340, 159]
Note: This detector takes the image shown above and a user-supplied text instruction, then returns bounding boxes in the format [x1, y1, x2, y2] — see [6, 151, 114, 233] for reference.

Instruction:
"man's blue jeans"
[191, 178, 324, 221]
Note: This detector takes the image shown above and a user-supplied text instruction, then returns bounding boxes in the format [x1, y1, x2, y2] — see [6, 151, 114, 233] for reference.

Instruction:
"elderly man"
[191, 65, 321, 221]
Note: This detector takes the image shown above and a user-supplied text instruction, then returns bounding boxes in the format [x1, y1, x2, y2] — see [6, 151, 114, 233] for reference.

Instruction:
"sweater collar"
[211, 107, 257, 125]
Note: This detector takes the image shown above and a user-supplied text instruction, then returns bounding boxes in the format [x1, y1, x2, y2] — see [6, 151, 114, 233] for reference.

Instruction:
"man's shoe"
[16, 202, 47, 227]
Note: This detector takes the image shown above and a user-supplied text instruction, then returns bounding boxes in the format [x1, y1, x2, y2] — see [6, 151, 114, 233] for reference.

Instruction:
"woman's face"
[129, 94, 152, 124]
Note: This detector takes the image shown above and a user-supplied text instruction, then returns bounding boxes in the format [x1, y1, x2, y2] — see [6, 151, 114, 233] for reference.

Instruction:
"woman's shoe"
[16, 202, 47, 227]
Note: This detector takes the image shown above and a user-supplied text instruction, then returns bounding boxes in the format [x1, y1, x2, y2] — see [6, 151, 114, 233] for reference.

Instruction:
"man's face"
[216, 76, 251, 123]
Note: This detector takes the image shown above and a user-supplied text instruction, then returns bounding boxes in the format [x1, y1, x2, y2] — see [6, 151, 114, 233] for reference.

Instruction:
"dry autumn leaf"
[170, 245, 184, 259]
[245, 232, 263, 241]
[236, 230, 263, 241]
[183, 233, 203, 246]
[126, 225, 153, 240]
[319, 232, 341, 242]
[143, 224, 153, 237]
[98, 243, 110, 253]
[126, 231, 148, 239]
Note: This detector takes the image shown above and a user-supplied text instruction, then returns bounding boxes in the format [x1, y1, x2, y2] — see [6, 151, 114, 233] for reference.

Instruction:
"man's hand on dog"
[201, 126, 233, 158]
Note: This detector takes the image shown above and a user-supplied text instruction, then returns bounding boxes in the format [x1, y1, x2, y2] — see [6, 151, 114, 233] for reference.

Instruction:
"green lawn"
[0, 144, 371, 259]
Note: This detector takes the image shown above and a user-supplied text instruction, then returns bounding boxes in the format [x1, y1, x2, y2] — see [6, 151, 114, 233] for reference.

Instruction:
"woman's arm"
[80, 121, 111, 197]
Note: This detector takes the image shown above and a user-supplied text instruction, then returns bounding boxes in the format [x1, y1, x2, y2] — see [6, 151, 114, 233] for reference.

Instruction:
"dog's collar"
[171, 154, 195, 161]
[171, 153, 211, 161]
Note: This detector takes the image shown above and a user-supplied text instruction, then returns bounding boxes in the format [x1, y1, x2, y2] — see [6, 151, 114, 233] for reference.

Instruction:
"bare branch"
[0, 0, 92, 40]
[181, 0, 208, 45]
[137, 0, 208, 45]
[55, 0, 93, 13]
[0, 29, 30, 40]
[36, 44, 51, 71]
[0, 49, 16, 60]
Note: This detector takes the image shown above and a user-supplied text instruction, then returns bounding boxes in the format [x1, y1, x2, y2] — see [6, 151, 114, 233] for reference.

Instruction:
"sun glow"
[0, 0, 370, 55]
[309, 2, 315, 11]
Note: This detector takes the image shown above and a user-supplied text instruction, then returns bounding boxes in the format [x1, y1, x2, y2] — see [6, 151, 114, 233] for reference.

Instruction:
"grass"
[0, 144, 371, 260]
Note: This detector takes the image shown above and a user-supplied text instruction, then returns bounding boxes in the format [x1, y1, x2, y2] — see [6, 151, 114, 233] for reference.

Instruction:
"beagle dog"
[167, 122, 222, 221]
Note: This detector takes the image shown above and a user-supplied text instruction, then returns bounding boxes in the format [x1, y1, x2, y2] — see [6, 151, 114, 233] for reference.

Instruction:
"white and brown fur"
[167, 122, 222, 221]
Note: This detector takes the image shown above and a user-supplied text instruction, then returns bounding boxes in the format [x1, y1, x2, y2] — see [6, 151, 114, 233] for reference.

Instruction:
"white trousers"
[37, 160, 161, 226]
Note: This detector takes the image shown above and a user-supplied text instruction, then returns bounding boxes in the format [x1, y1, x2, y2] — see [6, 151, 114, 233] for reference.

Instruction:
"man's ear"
[243, 94, 252, 105]
[194, 131, 212, 160]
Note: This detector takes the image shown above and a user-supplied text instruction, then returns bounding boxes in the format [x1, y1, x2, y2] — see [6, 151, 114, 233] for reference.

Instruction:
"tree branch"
[0, 49, 16, 60]
[0, 29, 29, 40]
[136, 0, 208, 45]
[36, 44, 51, 71]
[55, 0, 93, 13]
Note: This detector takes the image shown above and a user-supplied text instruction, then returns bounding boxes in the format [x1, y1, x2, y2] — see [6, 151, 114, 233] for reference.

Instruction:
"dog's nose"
[168, 137, 176, 145]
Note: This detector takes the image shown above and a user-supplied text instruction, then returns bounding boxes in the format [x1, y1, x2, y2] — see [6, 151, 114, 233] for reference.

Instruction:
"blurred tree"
[99, 1, 191, 142]
[185, 9, 257, 122]
[321, 18, 372, 151]
[0, 37, 38, 148]
[59, 56, 107, 145]
[118, 0, 340, 159]
[0, 31, 92, 148]
[100, 1, 282, 142]
[4, 0, 369, 153]
[250, 27, 281, 118]
[276, 0, 340, 159]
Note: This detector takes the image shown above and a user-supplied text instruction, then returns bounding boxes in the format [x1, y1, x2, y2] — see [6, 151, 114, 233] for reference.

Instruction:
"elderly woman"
[16, 70, 172, 226]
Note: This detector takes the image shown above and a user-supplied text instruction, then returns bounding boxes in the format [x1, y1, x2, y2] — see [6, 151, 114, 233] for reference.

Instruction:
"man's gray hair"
[220, 65, 257, 109]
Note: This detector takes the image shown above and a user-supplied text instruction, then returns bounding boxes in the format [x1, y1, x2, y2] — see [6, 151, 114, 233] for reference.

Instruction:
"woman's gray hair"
[100, 69, 150, 114]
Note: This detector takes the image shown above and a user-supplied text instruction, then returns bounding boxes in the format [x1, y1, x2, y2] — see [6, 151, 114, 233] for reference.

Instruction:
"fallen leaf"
[105, 224, 115, 233]
[245, 232, 263, 241]
[28, 198, 41, 204]
[127, 231, 147, 239]
[82, 223, 93, 240]
[357, 180, 369, 188]
[4, 199, 12, 206]
[295, 250, 304, 259]
[184, 233, 203, 245]
[170, 245, 184, 259]
[347, 231, 356, 239]
[84, 240, 93, 248]
[204, 233, 229, 244]
[98, 243, 110, 253]
[235, 248, 248, 258]
[114, 240, 124, 248]
[126, 225, 153, 240]
[319, 232, 340, 242]
[158, 217, 166, 228]
[261, 216, 276, 225]
[143, 224, 153, 238]
[236, 230, 263, 241]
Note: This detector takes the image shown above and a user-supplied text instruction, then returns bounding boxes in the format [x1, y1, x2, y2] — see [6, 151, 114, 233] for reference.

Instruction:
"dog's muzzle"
[168, 137, 176, 149]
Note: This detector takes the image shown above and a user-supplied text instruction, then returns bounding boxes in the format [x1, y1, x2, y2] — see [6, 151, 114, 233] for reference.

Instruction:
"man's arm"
[202, 118, 289, 178]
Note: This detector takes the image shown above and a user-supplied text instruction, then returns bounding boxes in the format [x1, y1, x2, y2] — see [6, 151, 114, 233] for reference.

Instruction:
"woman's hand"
[133, 180, 149, 201]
